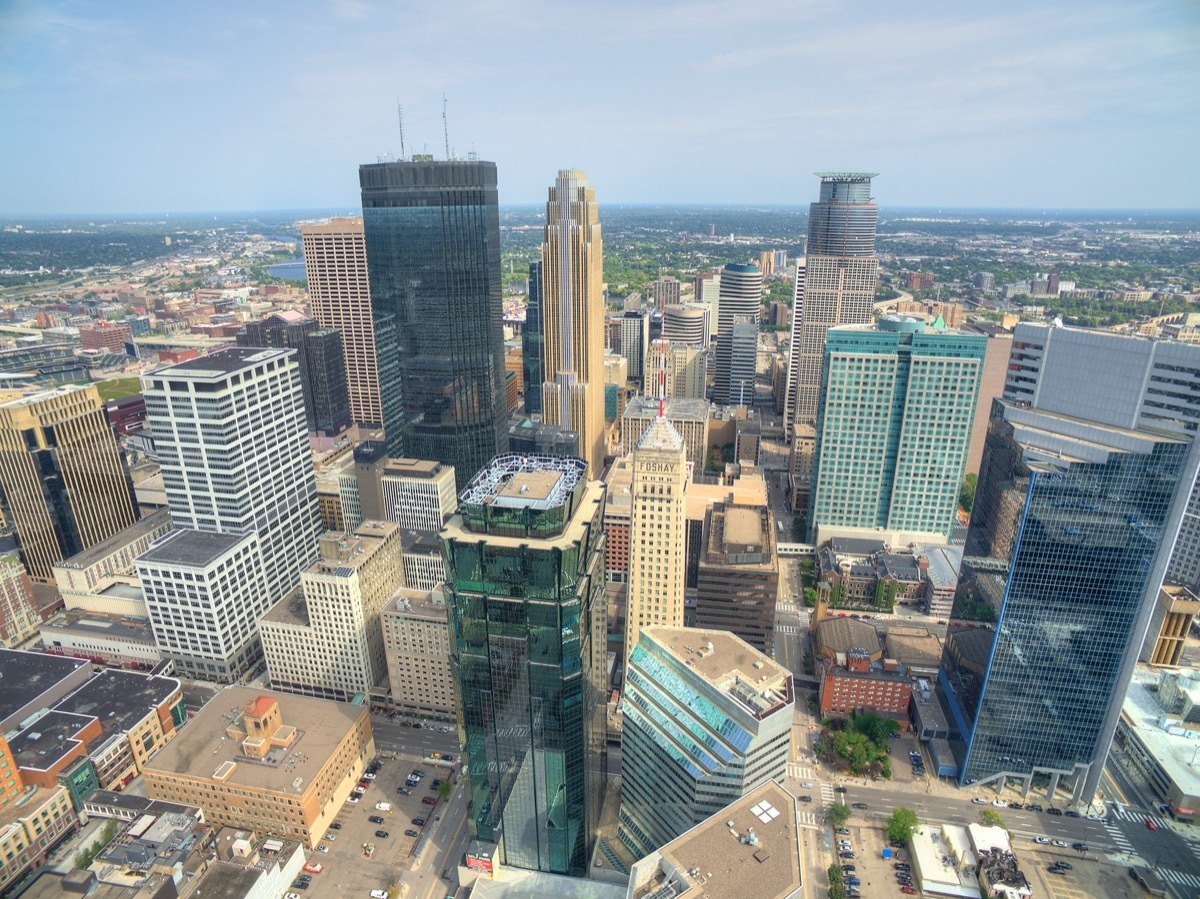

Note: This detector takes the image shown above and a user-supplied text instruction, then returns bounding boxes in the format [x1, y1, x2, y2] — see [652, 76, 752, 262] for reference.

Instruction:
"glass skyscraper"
[359, 159, 508, 487]
[939, 399, 1199, 804]
[523, 261, 544, 416]
[809, 316, 986, 544]
[442, 454, 607, 876]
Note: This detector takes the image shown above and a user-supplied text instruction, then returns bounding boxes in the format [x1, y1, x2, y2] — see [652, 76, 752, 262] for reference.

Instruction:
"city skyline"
[1, 1, 1198, 214]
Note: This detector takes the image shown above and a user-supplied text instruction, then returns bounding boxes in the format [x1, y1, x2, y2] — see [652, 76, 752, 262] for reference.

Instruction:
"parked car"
[1055, 861, 1074, 870]
[1064, 810, 1080, 818]
[836, 828, 851, 835]
[992, 800, 1007, 808]
[321, 834, 335, 842]
[405, 829, 419, 837]
[371, 891, 389, 899]
[894, 863, 910, 870]
[840, 851, 855, 859]
[302, 863, 323, 874]
[1035, 836, 1050, 844]
[363, 772, 377, 780]
[374, 830, 389, 838]
[422, 796, 437, 805]
[1071, 843, 1088, 852]
[1047, 807, 1063, 815]
[398, 788, 413, 795]
[1047, 866, 1067, 876]
[316, 845, 329, 853]
[799, 795, 812, 803]
[412, 818, 426, 826]
[901, 888, 917, 896]
[842, 865, 856, 873]
[1026, 803, 1043, 812]
[1052, 839, 1068, 847]
[328, 822, 342, 830]
[369, 815, 385, 824]
[972, 798, 988, 805]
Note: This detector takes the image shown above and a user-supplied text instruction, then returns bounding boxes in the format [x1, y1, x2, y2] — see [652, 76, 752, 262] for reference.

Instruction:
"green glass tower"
[809, 316, 986, 544]
[442, 454, 607, 876]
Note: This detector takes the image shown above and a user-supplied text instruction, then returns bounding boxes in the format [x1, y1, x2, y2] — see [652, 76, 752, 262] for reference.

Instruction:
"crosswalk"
[798, 809, 820, 829]
[1109, 806, 1167, 827]
[820, 782, 838, 806]
[1159, 867, 1200, 890]
[787, 763, 814, 780]
[1101, 820, 1136, 856]
[776, 624, 800, 635]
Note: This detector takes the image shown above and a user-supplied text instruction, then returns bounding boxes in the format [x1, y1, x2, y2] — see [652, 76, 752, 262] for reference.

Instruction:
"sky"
[1, 0, 1198, 214]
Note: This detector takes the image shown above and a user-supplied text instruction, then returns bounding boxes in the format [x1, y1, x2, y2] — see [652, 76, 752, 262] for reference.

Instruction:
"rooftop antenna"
[442, 93, 450, 160]
[397, 100, 406, 161]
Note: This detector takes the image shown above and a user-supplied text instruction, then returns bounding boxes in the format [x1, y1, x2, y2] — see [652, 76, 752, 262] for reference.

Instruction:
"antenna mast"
[442, 93, 450, 160]
[397, 100, 406, 161]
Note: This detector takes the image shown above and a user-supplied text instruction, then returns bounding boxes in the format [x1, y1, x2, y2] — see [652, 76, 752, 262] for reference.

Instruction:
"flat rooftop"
[644, 626, 791, 713]
[54, 669, 180, 739]
[260, 587, 309, 628]
[149, 346, 292, 379]
[0, 649, 90, 724]
[1123, 669, 1200, 798]
[143, 687, 366, 794]
[41, 609, 157, 644]
[381, 457, 449, 479]
[459, 453, 586, 512]
[625, 395, 711, 421]
[382, 587, 447, 621]
[632, 781, 801, 899]
[885, 626, 943, 669]
[138, 528, 252, 568]
[9, 710, 95, 772]
[55, 507, 172, 571]
[724, 506, 765, 548]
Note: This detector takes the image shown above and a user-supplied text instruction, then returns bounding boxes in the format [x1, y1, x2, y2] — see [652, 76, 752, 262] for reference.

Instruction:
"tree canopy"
[886, 807, 920, 843]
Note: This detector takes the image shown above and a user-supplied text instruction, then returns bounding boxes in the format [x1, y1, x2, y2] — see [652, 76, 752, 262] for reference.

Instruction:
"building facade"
[620, 396, 709, 472]
[442, 455, 607, 876]
[662, 303, 710, 348]
[0, 385, 138, 582]
[259, 522, 402, 703]
[359, 159, 508, 486]
[809, 318, 986, 545]
[540, 170, 607, 478]
[695, 503, 779, 653]
[620, 310, 650, 383]
[785, 173, 879, 428]
[523, 261, 545, 416]
[0, 553, 39, 648]
[939, 399, 1199, 804]
[381, 588, 456, 721]
[623, 416, 689, 674]
[713, 264, 762, 406]
[301, 217, 382, 429]
[355, 454, 458, 531]
[617, 627, 793, 859]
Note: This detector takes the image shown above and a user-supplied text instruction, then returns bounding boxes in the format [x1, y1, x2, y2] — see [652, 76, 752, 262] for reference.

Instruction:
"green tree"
[437, 781, 452, 799]
[960, 473, 978, 514]
[885, 807, 920, 843]
[825, 803, 852, 827]
[978, 808, 1008, 830]
[827, 863, 846, 899]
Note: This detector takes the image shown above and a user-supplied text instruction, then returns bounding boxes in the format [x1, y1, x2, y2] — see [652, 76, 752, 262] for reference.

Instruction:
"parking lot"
[833, 817, 913, 898]
[1024, 848, 1142, 899]
[292, 748, 458, 897]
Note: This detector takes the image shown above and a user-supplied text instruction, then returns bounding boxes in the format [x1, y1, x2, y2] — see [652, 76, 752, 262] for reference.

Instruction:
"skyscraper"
[301, 218, 382, 429]
[0, 385, 138, 581]
[809, 317, 986, 545]
[137, 348, 321, 680]
[442, 454, 607, 876]
[540, 170, 606, 477]
[617, 626, 793, 858]
[237, 311, 352, 439]
[523, 261, 544, 416]
[359, 159, 508, 486]
[785, 173, 879, 427]
[623, 415, 688, 674]
[939, 399, 1199, 804]
[621, 310, 650, 382]
[713, 263, 762, 406]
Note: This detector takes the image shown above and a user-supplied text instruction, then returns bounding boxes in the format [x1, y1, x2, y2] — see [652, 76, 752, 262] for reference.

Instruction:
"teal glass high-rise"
[359, 159, 508, 487]
[939, 399, 1199, 805]
[442, 455, 607, 876]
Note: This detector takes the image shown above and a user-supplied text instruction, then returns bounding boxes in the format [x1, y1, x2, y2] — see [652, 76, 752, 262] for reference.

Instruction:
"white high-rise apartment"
[623, 414, 688, 675]
[302, 218, 382, 428]
[138, 348, 321, 681]
[713, 264, 762, 406]
[259, 521, 402, 702]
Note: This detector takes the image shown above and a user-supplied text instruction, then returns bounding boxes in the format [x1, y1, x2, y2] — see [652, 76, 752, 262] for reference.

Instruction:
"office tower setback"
[523, 261, 545, 416]
[809, 317, 986, 545]
[0, 385, 138, 581]
[623, 415, 688, 674]
[259, 522, 402, 702]
[301, 218, 382, 428]
[617, 626, 793, 858]
[359, 160, 508, 486]
[621, 310, 650, 382]
[785, 174, 879, 427]
[713, 264, 762, 406]
[939, 398, 1199, 804]
[442, 455, 607, 876]
[138, 348, 321, 681]
[540, 171, 606, 478]
[695, 502, 779, 653]
[237, 311, 352, 439]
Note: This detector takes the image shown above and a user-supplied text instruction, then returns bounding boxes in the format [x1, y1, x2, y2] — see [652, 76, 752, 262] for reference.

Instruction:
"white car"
[972, 798, 988, 805]
[371, 891, 389, 899]
[1035, 837, 1050, 844]
[316, 844, 329, 853]
[363, 772, 377, 780]
[801, 782, 813, 789]
[1052, 839, 1068, 847]
[992, 800, 1007, 808]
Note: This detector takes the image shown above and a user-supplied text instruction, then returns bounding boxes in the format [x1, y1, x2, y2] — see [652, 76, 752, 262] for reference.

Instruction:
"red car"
[901, 888, 917, 896]
[422, 796, 437, 805]
[1145, 817, 1157, 831]
[302, 863, 323, 874]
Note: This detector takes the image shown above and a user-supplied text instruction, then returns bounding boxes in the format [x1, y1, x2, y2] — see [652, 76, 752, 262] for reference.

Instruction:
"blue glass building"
[939, 399, 1199, 804]
[359, 159, 508, 487]
[523, 261, 544, 416]
[442, 455, 607, 876]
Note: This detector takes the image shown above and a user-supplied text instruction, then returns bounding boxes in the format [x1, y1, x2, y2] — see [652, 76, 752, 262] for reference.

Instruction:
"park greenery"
[75, 820, 118, 869]
[886, 807, 920, 843]
[815, 711, 899, 778]
[827, 863, 847, 899]
[959, 473, 977, 515]
[951, 590, 997, 623]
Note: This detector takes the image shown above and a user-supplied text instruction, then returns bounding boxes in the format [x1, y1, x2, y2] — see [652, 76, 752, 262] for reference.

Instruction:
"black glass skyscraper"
[523, 261, 544, 416]
[359, 159, 508, 486]
[939, 399, 1198, 805]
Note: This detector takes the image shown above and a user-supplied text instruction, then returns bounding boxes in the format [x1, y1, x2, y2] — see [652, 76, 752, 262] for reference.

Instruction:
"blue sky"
[1, 0, 1198, 214]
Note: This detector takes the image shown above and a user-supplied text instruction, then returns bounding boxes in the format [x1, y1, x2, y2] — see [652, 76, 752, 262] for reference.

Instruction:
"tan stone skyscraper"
[622, 414, 688, 675]
[0, 385, 138, 581]
[301, 218, 382, 428]
[540, 170, 606, 477]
